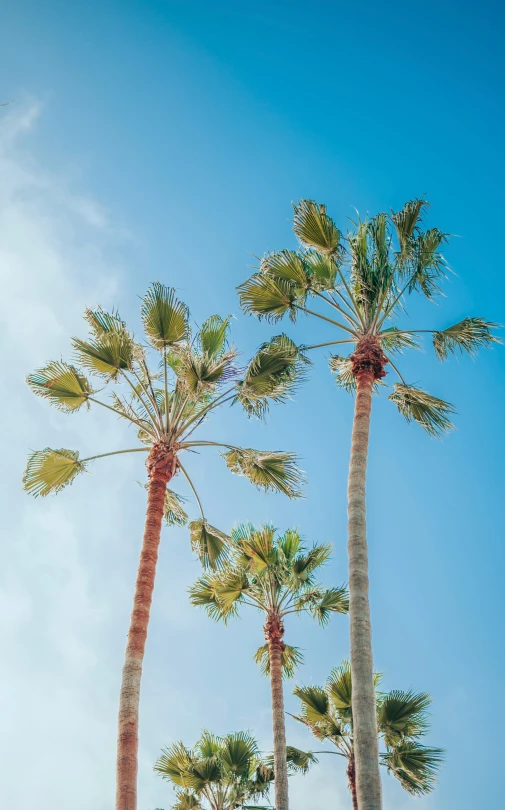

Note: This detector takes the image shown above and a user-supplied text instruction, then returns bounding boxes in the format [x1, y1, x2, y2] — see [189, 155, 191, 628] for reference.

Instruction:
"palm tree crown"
[189, 523, 349, 663]
[293, 662, 444, 802]
[24, 282, 306, 561]
[238, 198, 499, 434]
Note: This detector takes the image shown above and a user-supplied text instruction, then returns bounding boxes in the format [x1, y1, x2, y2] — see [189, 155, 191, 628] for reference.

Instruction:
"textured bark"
[115, 444, 177, 810]
[265, 614, 289, 810]
[347, 337, 386, 810]
[347, 755, 359, 810]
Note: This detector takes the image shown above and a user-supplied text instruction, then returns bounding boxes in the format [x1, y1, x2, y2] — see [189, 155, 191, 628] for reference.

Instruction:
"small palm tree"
[189, 524, 349, 810]
[293, 662, 444, 810]
[23, 283, 305, 810]
[238, 199, 498, 810]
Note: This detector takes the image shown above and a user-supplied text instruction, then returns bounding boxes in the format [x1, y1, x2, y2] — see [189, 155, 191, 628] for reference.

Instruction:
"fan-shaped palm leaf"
[292, 199, 342, 256]
[23, 448, 86, 497]
[84, 306, 126, 337]
[377, 690, 431, 744]
[292, 685, 329, 724]
[380, 328, 420, 354]
[163, 489, 189, 527]
[261, 250, 309, 287]
[198, 315, 230, 357]
[27, 361, 92, 412]
[381, 741, 444, 795]
[72, 332, 134, 378]
[141, 282, 189, 349]
[433, 317, 500, 360]
[254, 643, 303, 678]
[188, 519, 230, 570]
[237, 334, 308, 417]
[222, 448, 304, 498]
[237, 273, 300, 322]
[389, 383, 455, 436]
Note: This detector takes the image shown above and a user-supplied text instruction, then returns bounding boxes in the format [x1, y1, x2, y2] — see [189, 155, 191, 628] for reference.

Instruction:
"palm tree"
[23, 283, 306, 810]
[237, 199, 499, 810]
[189, 523, 349, 810]
[154, 730, 313, 810]
[293, 661, 444, 810]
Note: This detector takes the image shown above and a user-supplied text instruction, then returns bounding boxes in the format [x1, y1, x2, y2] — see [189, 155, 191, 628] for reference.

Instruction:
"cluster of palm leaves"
[23, 198, 499, 810]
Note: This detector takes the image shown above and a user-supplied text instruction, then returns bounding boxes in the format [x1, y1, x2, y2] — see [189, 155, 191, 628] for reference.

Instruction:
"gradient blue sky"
[1, 2, 504, 809]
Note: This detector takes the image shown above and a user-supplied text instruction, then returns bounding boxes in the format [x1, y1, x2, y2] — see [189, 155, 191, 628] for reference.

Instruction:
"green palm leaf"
[304, 250, 338, 291]
[433, 317, 500, 360]
[380, 328, 420, 354]
[285, 746, 318, 773]
[23, 448, 86, 497]
[72, 332, 134, 378]
[188, 519, 230, 569]
[307, 586, 349, 625]
[179, 350, 238, 394]
[391, 198, 429, 259]
[198, 315, 230, 357]
[27, 361, 92, 412]
[328, 354, 356, 393]
[172, 791, 203, 810]
[261, 249, 309, 286]
[220, 732, 259, 776]
[378, 690, 431, 744]
[237, 335, 309, 417]
[389, 383, 455, 436]
[292, 685, 329, 724]
[222, 448, 304, 498]
[141, 282, 189, 349]
[381, 740, 444, 795]
[408, 228, 448, 299]
[163, 489, 189, 526]
[292, 199, 342, 256]
[327, 660, 353, 710]
[253, 643, 303, 678]
[237, 273, 300, 322]
[84, 306, 126, 337]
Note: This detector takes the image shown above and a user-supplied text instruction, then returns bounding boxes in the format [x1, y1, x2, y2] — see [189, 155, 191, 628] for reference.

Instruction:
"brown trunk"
[115, 444, 177, 810]
[265, 614, 289, 810]
[347, 755, 359, 810]
[347, 338, 386, 810]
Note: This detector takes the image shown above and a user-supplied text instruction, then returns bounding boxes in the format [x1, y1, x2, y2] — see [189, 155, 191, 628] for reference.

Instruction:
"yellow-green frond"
[163, 489, 189, 527]
[253, 643, 303, 678]
[237, 272, 300, 322]
[23, 448, 86, 497]
[237, 334, 309, 417]
[391, 199, 429, 259]
[141, 282, 189, 349]
[198, 315, 230, 357]
[72, 331, 134, 378]
[261, 249, 309, 287]
[292, 199, 342, 256]
[389, 383, 455, 437]
[433, 317, 500, 360]
[380, 328, 420, 354]
[27, 361, 92, 412]
[293, 685, 329, 724]
[84, 306, 126, 337]
[222, 448, 305, 498]
[188, 519, 230, 570]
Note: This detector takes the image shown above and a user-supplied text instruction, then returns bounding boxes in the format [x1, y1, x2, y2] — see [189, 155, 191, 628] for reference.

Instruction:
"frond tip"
[433, 317, 500, 361]
[23, 448, 86, 497]
[222, 448, 305, 498]
[389, 384, 455, 437]
[188, 519, 230, 569]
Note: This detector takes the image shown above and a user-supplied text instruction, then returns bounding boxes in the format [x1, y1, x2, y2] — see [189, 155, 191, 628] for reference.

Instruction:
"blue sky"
[1, 2, 504, 808]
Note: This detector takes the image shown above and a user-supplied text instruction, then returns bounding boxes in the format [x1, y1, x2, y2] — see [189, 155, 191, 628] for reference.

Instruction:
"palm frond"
[292, 543, 332, 581]
[292, 200, 342, 256]
[433, 317, 500, 360]
[261, 249, 309, 289]
[27, 361, 93, 412]
[154, 742, 194, 785]
[293, 685, 329, 723]
[72, 331, 134, 378]
[391, 199, 429, 259]
[285, 746, 318, 773]
[163, 489, 189, 526]
[408, 229, 449, 299]
[220, 732, 259, 776]
[237, 273, 300, 322]
[389, 383, 455, 436]
[84, 306, 126, 337]
[254, 643, 304, 678]
[188, 519, 230, 569]
[378, 690, 431, 744]
[380, 328, 420, 354]
[327, 661, 353, 710]
[222, 448, 305, 498]
[172, 790, 203, 810]
[381, 741, 444, 795]
[198, 315, 230, 357]
[188, 574, 225, 621]
[141, 282, 189, 349]
[304, 250, 338, 291]
[328, 354, 356, 393]
[178, 349, 239, 394]
[237, 334, 309, 417]
[23, 448, 86, 497]
[307, 586, 349, 625]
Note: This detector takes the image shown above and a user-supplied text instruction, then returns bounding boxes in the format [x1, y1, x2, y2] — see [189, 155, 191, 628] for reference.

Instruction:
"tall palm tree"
[189, 524, 349, 810]
[293, 662, 444, 810]
[154, 730, 313, 810]
[237, 199, 499, 810]
[22, 283, 306, 810]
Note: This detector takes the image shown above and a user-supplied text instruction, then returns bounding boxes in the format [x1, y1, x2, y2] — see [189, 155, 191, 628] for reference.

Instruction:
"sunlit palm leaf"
[163, 489, 189, 526]
[391, 199, 429, 260]
[292, 544, 332, 581]
[381, 741, 444, 795]
[220, 732, 260, 776]
[72, 331, 134, 378]
[179, 349, 239, 394]
[237, 335, 309, 417]
[285, 746, 318, 773]
[188, 519, 230, 569]
[237, 273, 301, 322]
[304, 250, 338, 291]
[293, 685, 329, 724]
[433, 317, 500, 360]
[253, 643, 303, 678]
[328, 354, 356, 393]
[222, 448, 304, 498]
[141, 282, 189, 349]
[234, 524, 277, 573]
[389, 383, 455, 436]
[293, 199, 342, 256]
[172, 790, 203, 810]
[84, 306, 126, 337]
[380, 328, 420, 354]
[306, 586, 349, 625]
[23, 448, 86, 497]
[261, 249, 309, 287]
[408, 229, 448, 299]
[378, 690, 430, 744]
[155, 742, 194, 786]
[27, 361, 92, 412]
[198, 315, 230, 357]
[327, 660, 353, 710]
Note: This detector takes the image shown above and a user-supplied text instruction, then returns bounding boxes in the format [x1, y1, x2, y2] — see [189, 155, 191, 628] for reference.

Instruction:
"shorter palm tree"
[189, 524, 349, 810]
[293, 662, 444, 810]
[154, 730, 313, 810]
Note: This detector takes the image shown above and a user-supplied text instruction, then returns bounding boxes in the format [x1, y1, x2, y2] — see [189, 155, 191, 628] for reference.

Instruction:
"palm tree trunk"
[347, 362, 382, 810]
[347, 755, 359, 810]
[265, 614, 289, 810]
[115, 445, 177, 810]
